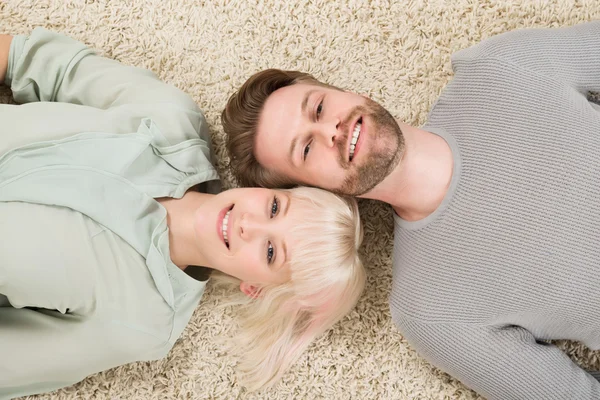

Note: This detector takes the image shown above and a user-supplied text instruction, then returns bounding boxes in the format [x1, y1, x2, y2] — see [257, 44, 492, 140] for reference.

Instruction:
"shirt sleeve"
[5, 28, 211, 145]
[0, 307, 167, 399]
[394, 315, 600, 400]
[452, 20, 600, 96]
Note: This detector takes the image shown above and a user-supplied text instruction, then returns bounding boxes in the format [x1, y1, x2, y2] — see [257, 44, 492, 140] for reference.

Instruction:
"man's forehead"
[256, 84, 317, 164]
[264, 83, 320, 113]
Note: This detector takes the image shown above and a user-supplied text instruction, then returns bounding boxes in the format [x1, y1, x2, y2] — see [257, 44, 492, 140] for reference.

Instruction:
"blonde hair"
[221, 69, 337, 188]
[210, 186, 365, 390]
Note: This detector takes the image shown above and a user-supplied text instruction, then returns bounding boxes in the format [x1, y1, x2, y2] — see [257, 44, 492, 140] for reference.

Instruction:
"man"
[222, 20, 600, 399]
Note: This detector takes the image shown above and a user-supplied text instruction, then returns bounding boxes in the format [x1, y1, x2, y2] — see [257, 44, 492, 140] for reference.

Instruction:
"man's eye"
[271, 196, 279, 218]
[303, 142, 311, 160]
[267, 242, 274, 264]
[316, 101, 323, 119]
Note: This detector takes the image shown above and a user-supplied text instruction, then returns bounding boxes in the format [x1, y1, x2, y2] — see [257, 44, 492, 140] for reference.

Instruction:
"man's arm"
[394, 315, 600, 400]
[453, 21, 600, 96]
[0, 35, 13, 85]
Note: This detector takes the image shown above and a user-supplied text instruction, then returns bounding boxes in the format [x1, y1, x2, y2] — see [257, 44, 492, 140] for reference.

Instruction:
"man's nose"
[315, 118, 342, 148]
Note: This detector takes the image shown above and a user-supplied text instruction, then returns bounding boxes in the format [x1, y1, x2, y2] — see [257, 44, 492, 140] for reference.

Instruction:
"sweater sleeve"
[6, 28, 210, 144]
[393, 315, 600, 400]
[452, 20, 600, 96]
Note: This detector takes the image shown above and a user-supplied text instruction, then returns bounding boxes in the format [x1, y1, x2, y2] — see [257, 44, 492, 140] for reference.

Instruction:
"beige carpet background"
[2, 0, 600, 399]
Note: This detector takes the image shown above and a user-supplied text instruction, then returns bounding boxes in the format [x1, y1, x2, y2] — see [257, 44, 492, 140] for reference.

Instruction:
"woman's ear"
[239, 282, 262, 299]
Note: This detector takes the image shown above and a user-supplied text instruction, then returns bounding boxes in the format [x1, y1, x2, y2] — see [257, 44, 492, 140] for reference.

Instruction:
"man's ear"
[239, 282, 262, 299]
[359, 92, 370, 100]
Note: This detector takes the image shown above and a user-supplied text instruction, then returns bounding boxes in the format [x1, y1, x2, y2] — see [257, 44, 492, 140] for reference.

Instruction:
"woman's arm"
[0, 307, 166, 399]
[7, 28, 211, 144]
[0, 35, 13, 85]
[7, 29, 198, 111]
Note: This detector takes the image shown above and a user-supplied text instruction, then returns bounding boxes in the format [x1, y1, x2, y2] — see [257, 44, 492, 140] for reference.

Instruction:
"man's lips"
[353, 117, 365, 160]
[347, 116, 363, 162]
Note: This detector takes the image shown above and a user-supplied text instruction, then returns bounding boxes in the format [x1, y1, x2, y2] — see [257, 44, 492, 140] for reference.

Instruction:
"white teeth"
[349, 122, 361, 160]
[222, 210, 231, 246]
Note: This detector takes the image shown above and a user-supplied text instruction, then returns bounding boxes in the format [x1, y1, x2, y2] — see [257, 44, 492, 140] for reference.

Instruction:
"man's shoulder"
[451, 25, 554, 65]
[451, 30, 520, 65]
[452, 21, 600, 68]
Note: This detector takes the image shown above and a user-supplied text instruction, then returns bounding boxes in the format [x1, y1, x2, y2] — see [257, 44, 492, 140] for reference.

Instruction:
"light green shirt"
[0, 28, 220, 399]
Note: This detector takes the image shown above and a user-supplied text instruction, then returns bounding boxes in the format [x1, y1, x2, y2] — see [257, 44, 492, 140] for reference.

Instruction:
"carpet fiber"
[3, 1, 600, 399]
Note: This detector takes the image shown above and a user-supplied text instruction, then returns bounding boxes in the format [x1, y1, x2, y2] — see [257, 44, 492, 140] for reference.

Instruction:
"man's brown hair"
[222, 69, 331, 188]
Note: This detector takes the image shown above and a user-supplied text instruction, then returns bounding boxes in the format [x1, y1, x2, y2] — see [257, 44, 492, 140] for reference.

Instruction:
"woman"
[0, 29, 365, 398]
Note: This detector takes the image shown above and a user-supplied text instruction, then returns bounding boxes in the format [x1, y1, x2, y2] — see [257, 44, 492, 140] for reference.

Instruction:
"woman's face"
[193, 188, 298, 286]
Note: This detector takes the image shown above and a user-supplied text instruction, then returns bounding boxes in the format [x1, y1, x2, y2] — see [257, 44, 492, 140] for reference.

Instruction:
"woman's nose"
[238, 212, 262, 241]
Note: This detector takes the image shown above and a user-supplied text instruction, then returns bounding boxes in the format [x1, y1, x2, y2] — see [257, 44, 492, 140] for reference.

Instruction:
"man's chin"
[339, 152, 402, 197]
[336, 174, 384, 197]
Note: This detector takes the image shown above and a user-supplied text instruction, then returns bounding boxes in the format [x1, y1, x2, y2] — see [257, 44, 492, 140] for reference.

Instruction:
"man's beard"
[334, 98, 404, 196]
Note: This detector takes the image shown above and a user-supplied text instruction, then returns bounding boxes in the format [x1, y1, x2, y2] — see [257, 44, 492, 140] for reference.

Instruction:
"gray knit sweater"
[391, 21, 600, 400]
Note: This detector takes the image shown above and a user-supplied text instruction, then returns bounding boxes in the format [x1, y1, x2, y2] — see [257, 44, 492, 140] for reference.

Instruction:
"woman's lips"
[217, 204, 231, 249]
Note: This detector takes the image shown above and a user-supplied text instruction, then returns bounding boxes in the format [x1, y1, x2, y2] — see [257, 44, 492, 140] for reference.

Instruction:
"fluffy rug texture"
[3, 0, 600, 399]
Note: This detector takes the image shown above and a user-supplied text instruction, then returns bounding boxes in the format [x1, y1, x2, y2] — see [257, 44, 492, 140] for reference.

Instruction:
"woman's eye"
[271, 196, 279, 218]
[316, 101, 323, 119]
[267, 242, 274, 263]
[303, 143, 311, 160]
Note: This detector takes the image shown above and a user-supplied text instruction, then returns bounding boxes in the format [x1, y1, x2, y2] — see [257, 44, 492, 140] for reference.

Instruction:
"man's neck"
[362, 122, 453, 222]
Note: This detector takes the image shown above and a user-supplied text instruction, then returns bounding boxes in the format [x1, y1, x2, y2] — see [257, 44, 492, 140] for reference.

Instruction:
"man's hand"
[0, 35, 14, 85]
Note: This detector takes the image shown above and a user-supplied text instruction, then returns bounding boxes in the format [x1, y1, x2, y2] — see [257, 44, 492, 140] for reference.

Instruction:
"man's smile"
[348, 117, 362, 162]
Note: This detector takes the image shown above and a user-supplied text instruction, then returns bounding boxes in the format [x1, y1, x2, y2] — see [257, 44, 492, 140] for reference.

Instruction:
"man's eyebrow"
[289, 136, 298, 165]
[290, 89, 317, 163]
[301, 89, 316, 115]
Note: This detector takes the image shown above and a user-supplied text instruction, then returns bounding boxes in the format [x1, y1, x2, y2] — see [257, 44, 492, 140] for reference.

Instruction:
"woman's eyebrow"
[280, 194, 291, 267]
[283, 193, 291, 217]
[281, 240, 288, 268]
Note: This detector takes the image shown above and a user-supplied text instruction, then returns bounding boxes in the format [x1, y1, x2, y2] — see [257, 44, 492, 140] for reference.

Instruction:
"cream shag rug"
[3, 1, 600, 399]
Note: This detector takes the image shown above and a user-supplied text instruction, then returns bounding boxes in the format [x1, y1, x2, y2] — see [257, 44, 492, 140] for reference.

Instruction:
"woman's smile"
[217, 204, 234, 250]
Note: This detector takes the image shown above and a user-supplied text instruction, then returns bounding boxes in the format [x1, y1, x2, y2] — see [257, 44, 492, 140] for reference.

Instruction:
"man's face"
[255, 83, 404, 196]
